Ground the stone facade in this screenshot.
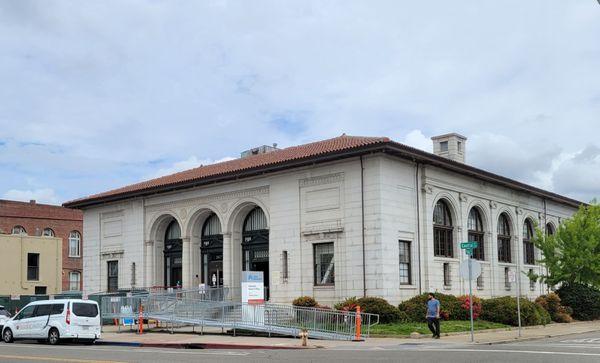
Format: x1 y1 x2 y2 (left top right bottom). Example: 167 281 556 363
79 153 576 306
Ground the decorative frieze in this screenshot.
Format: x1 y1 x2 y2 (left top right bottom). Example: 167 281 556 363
298 172 344 187
145 186 269 213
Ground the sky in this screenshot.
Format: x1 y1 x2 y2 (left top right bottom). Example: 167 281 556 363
1 0 599 205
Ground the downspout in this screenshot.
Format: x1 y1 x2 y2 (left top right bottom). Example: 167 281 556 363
543 198 549 294
415 161 422 295
360 155 367 298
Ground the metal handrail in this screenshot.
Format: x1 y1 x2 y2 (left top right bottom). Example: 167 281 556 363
100 293 379 340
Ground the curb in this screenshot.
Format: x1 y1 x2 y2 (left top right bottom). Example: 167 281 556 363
95 341 312 350
474 327 600 346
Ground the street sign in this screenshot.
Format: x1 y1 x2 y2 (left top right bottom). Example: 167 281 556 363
508 270 517 283
460 241 478 249
459 259 482 280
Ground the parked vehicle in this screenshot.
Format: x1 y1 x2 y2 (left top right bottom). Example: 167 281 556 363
1 299 101 345
0 305 11 332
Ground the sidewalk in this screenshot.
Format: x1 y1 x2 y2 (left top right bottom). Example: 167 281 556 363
97 321 600 349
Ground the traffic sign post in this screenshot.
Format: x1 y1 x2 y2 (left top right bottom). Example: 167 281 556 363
460 241 480 343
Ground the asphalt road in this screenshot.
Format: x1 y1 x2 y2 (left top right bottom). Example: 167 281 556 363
1 331 600 363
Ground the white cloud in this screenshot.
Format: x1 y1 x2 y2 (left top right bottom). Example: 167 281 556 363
150 156 236 179
403 130 432 152
3 188 61 205
0 1 599 202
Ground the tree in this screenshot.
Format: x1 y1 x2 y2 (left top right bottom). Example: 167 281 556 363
530 202 600 289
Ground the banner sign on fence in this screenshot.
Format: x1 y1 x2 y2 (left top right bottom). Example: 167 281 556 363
241 271 264 304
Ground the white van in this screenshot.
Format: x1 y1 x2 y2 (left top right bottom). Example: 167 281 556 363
1 299 101 345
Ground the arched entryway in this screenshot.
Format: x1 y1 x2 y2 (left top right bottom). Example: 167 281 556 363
201 213 223 287
242 207 269 299
164 220 183 288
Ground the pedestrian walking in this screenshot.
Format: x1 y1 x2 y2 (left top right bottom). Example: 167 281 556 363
426 293 441 339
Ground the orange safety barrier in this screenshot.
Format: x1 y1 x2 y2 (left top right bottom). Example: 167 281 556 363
138 305 144 334
354 305 362 341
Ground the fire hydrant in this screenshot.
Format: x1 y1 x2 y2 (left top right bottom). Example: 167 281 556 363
299 328 308 347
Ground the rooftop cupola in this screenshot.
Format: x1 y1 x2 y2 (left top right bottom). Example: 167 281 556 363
431 133 467 163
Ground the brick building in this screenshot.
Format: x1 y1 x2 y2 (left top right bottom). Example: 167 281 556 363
0 199 83 292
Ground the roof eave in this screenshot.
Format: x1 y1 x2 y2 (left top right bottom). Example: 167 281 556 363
64 141 584 210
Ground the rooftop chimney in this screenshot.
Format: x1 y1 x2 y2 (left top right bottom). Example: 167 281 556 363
431 133 467 163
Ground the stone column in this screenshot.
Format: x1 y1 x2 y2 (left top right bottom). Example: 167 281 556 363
182 237 191 289
222 233 232 288
144 240 154 288
191 237 201 288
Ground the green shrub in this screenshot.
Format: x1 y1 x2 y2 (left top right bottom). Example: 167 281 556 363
292 296 318 308
556 283 600 321
535 292 573 323
535 303 551 325
355 297 405 324
481 296 545 326
334 297 359 311
398 293 462 322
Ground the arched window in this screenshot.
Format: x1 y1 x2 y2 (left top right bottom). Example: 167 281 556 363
202 213 222 237
523 219 535 265
69 231 81 257
497 214 512 263
243 207 268 232
165 221 181 240
546 223 555 236
468 208 485 260
433 200 454 257
42 228 55 237
12 225 26 235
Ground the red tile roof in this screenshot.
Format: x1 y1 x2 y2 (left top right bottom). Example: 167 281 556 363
0 199 82 220
64 135 390 207
63 134 583 209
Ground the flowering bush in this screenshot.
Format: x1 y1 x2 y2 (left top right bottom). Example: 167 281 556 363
457 295 482 320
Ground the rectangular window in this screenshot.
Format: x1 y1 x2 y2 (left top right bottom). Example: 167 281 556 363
51 304 64 315
107 260 119 292
434 227 454 258
27 253 39 281
469 232 485 260
498 237 512 263
504 267 511 289
440 141 449 152
34 286 46 295
529 269 535 290
314 243 334 286
34 304 52 317
281 251 288 282
457 141 462 152
443 263 451 287
477 272 484 289
399 240 411 285
524 241 535 265
69 239 80 257
72 303 98 317
69 271 81 291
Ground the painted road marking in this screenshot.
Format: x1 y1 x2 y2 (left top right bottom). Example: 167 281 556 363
6 343 250 356
418 348 600 357
0 355 123 363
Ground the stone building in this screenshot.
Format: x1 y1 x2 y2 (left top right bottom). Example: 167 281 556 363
0 199 83 292
64 134 580 305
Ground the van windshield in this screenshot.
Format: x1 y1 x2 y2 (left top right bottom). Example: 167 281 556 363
72 303 98 317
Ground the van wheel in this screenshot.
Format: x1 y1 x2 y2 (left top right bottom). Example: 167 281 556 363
47 328 60 345
3 328 14 343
